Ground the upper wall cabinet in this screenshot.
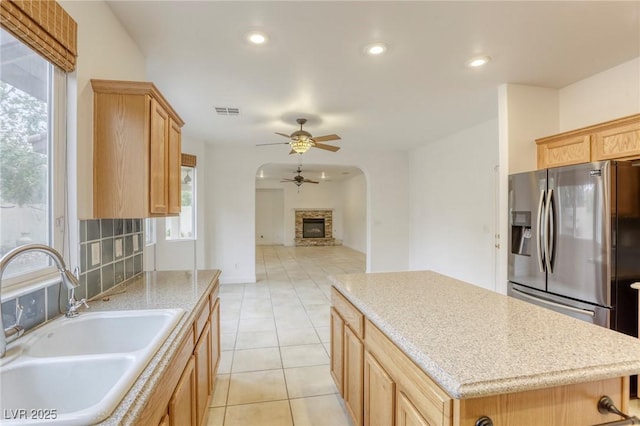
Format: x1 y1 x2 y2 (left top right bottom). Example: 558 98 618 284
91 79 184 218
536 114 640 169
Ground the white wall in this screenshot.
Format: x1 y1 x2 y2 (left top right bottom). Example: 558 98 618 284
255 189 285 245
409 119 499 291
341 174 367 253
255 172 366 250
559 57 640 130
60 1 147 220
203 145 409 283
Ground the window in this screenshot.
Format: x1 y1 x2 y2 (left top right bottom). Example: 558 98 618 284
0 27 66 286
145 218 156 246
166 166 196 240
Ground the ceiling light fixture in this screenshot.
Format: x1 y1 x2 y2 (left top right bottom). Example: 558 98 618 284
466 55 491 68
247 31 268 45
290 136 314 154
365 42 387 56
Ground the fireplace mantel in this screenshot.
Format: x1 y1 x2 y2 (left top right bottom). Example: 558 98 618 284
294 209 337 246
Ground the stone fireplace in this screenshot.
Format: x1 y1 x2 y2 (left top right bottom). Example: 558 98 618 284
295 209 336 246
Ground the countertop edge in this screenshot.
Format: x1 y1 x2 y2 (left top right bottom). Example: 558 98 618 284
328 272 640 399
97 269 221 425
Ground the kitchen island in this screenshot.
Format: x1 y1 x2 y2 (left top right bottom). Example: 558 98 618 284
329 270 640 426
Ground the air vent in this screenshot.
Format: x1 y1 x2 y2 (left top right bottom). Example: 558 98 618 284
215 107 240 116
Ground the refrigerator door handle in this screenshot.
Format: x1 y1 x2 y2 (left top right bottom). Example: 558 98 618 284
511 288 595 317
544 188 554 273
536 190 546 273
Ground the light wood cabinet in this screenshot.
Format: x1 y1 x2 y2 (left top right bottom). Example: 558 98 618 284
91 79 184 218
210 298 221 394
396 391 429 426
344 325 364 426
331 288 365 426
331 286 631 426
330 308 345 394
364 351 395 426
536 114 640 169
158 413 170 426
135 279 220 426
169 356 196 426
194 321 211 426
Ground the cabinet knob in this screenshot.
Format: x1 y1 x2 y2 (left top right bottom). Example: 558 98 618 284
475 416 494 426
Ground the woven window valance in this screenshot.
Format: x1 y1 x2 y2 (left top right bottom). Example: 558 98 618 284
0 0 78 72
182 153 197 167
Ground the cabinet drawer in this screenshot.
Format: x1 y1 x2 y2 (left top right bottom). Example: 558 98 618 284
332 287 364 338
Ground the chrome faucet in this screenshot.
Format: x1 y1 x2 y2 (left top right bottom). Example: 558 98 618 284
0 244 86 357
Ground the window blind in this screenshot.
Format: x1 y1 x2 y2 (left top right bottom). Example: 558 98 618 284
0 0 77 72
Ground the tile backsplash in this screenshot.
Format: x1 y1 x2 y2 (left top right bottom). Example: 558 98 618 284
78 219 144 300
0 218 144 334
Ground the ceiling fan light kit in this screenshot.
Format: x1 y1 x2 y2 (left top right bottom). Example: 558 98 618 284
256 117 342 154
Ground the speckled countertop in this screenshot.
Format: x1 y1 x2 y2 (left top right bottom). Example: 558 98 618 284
89 269 221 425
329 270 640 399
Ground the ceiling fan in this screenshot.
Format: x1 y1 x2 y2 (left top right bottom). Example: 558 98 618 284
257 118 341 154
281 166 319 187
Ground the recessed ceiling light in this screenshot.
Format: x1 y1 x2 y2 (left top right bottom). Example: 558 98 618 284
247 31 268 45
466 55 491 68
364 42 387 56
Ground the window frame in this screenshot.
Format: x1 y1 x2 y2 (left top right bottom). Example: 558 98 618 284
0 38 68 295
165 165 196 242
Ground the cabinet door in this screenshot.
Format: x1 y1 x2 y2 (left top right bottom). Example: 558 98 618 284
210 298 221 394
169 355 196 426
195 321 212 426
158 412 170 426
344 325 364 426
168 119 182 214
364 351 395 426
150 98 169 214
592 120 640 160
330 308 345 395
396 391 429 426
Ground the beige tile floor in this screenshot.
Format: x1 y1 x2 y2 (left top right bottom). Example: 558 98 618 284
207 245 365 426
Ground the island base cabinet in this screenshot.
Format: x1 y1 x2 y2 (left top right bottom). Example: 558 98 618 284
397 391 429 426
330 308 345 394
364 351 395 426
454 376 629 426
344 325 364 426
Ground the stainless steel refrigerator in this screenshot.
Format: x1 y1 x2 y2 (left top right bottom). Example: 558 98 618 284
508 160 640 339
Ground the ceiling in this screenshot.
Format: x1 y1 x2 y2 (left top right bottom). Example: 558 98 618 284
106 1 639 177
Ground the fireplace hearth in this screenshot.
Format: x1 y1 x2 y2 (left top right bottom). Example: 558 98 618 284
294 209 337 246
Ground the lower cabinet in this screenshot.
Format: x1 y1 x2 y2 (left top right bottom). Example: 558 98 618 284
194 321 212 425
330 308 345 394
169 356 197 425
396 391 429 426
364 351 394 426
210 298 221 394
137 280 220 426
344 326 364 426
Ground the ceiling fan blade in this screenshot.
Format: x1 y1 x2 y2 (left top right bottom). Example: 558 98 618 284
313 142 340 152
313 134 341 142
275 132 291 138
280 179 296 182
256 142 290 146
303 179 319 184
